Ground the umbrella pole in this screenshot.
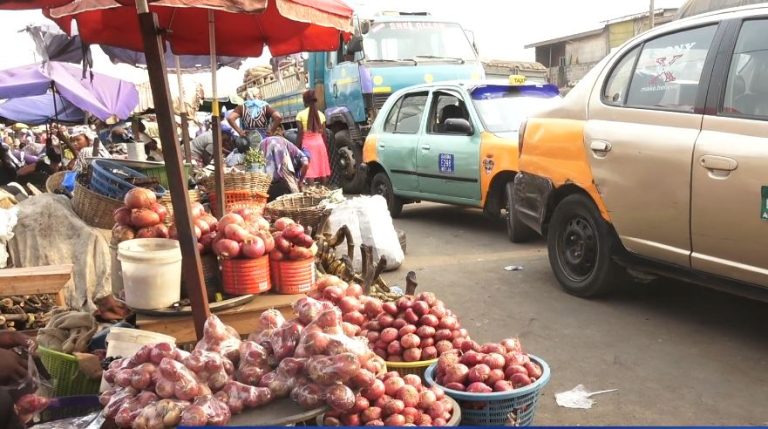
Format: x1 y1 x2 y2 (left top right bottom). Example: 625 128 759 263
175 55 192 164
209 10 226 218
136 1 210 339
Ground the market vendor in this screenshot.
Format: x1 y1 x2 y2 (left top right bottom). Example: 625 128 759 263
259 135 309 201
190 128 235 167
66 133 111 172
0 331 34 429
226 88 282 147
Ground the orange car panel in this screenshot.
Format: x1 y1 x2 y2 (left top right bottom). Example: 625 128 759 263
363 135 378 164
518 118 611 221
478 131 519 207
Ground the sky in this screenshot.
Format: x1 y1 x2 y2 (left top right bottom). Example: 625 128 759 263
0 0 684 97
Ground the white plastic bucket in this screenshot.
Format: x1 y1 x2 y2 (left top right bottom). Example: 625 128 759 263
118 238 182 310
126 142 147 161
100 327 176 391
109 244 124 297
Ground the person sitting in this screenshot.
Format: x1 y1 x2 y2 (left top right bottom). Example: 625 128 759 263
296 89 331 185
67 133 111 172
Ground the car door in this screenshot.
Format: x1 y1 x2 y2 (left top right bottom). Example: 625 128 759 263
690 18 768 287
584 24 720 267
416 89 481 203
377 91 428 193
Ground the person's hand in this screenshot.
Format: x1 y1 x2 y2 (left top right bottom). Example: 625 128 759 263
0 332 33 351
0 349 27 385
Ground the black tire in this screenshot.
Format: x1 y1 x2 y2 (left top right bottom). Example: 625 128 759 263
333 129 365 194
547 193 624 297
505 181 537 243
371 172 403 218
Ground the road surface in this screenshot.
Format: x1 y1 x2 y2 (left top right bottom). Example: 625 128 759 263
381 202 768 425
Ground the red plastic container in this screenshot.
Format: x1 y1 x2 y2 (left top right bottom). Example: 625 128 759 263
209 190 268 216
221 256 271 295
270 257 316 294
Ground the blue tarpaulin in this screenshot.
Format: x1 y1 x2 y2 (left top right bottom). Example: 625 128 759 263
0 93 84 125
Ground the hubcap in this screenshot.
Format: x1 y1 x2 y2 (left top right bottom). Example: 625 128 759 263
558 215 597 282
337 147 356 178
373 180 389 200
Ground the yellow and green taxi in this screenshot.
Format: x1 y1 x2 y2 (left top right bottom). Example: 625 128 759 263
361 78 560 219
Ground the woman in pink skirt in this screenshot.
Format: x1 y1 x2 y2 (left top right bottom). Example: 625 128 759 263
296 89 331 185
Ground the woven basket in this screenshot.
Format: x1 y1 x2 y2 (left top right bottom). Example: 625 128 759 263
72 181 122 229
159 189 202 225
209 190 268 216
265 193 330 234
386 358 438 378
45 171 67 193
200 171 272 195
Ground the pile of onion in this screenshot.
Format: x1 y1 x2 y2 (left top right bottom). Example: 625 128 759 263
269 217 317 261
167 202 220 254
433 338 543 393
210 208 274 259
321 371 454 426
111 188 170 244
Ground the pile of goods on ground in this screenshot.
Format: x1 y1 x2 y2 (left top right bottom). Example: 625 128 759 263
306 278 469 363
432 338 542 393
208 209 273 259
270 217 318 261
111 188 169 244
0 295 57 330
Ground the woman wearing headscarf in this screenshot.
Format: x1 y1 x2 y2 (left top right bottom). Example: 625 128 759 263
259 135 309 201
66 133 111 172
227 88 283 150
296 89 331 185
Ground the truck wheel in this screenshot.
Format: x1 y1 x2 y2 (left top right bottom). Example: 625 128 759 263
371 172 403 218
547 194 624 297
334 129 364 194
505 181 537 243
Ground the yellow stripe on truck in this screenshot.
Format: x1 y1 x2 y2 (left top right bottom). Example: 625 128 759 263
519 118 611 221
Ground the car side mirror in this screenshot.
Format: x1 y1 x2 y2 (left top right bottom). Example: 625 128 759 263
360 20 371 35
444 118 473 135
347 35 363 55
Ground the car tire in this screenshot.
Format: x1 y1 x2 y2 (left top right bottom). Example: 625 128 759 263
547 193 624 297
505 181 537 243
334 129 364 194
371 172 403 218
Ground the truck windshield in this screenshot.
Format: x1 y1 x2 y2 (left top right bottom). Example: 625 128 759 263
472 90 561 133
363 21 476 62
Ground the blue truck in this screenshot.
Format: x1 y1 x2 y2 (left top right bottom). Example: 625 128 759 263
238 11 485 192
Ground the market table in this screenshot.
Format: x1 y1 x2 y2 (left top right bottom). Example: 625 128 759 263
227 398 326 426
136 293 304 344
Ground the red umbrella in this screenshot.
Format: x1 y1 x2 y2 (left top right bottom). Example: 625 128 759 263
40 0 352 339
46 0 353 57
0 0 71 10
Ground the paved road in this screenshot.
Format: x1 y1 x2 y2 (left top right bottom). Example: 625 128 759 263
381 202 768 425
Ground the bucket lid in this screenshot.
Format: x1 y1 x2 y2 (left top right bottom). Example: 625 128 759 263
118 238 181 263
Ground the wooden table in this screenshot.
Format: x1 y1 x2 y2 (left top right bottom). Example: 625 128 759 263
227 398 326 426
136 293 305 344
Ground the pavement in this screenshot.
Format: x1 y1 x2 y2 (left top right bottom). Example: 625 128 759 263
380 202 768 426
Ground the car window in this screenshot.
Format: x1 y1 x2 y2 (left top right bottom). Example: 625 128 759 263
603 46 641 105
427 92 469 134
383 98 401 133
394 92 428 134
626 25 717 112
722 19 768 119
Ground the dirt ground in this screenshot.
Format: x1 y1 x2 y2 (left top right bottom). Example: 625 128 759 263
381 202 768 425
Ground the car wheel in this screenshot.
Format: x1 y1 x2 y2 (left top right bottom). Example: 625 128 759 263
371 172 403 218
505 181 537 243
547 193 624 297
334 129 365 194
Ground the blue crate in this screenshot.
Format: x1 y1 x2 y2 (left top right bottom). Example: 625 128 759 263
424 355 551 426
90 159 165 200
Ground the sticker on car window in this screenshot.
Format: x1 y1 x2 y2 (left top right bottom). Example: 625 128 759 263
439 153 455 174
762 186 768 221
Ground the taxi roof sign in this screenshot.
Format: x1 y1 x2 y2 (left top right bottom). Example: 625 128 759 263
509 74 527 85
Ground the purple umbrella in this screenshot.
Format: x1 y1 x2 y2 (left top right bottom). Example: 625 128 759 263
0 93 84 125
0 61 138 122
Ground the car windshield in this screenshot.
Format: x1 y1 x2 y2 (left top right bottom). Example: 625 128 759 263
472 88 561 133
362 21 476 62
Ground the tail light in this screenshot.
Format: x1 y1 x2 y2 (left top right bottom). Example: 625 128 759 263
518 119 528 157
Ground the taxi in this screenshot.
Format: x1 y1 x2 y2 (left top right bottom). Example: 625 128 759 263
361 76 560 219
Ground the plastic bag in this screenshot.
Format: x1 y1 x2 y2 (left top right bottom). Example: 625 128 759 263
113 391 157 428
195 315 242 362
235 341 271 386
305 353 360 385
182 350 231 392
268 320 303 361
214 380 273 414
132 398 190 429
294 308 368 358
103 387 138 419
259 309 285 330
290 383 325 409
293 296 334 325
12 351 54 424
157 358 203 401
180 394 232 426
